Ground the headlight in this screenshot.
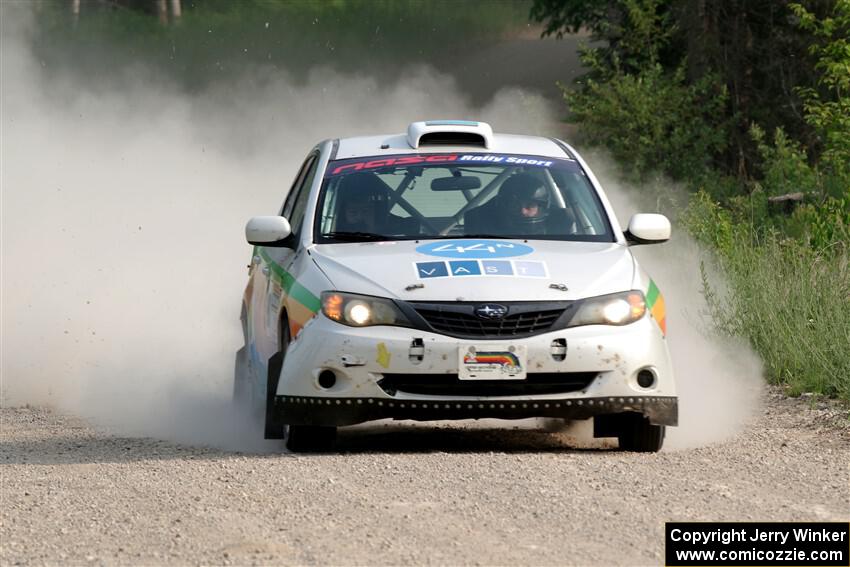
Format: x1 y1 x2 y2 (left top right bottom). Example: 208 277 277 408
321 291 412 328
569 290 646 327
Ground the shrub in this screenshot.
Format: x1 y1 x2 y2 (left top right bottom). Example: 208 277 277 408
749 124 850 250
687 191 850 399
556 0 850 400
564 64 728 181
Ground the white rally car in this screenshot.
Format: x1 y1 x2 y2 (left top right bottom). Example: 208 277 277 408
237 120 676 452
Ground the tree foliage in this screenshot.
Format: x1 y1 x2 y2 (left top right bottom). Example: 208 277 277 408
531 0 680 74
792 1 850 178
566 64 728 180
536 0 850 398
532 0 838 178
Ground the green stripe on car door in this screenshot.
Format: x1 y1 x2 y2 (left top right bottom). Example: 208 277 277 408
258 248 321 313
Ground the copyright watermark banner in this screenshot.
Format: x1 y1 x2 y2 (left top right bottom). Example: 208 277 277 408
665 522 849 566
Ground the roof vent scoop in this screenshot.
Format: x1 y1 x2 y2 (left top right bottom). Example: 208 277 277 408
407 120 493 149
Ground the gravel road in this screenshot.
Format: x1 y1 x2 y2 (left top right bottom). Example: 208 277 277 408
1 390 847 566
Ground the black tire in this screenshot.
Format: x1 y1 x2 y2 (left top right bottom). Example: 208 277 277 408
286 424 337 452
265 315 337 449
264 316 290 440
264 350 286 439
618 414 665 452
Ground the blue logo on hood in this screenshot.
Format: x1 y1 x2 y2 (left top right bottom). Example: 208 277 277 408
416 240 533 259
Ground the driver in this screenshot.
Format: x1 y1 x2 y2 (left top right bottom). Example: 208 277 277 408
333 173 391 233
333 173 418 235
500 173 550 235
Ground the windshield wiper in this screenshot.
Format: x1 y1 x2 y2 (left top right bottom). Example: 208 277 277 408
322 231 390 242
438 234 514 239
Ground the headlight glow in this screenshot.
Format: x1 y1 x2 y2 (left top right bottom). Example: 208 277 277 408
570 290 646 327
602 298 631 324
346 301 372 325
321 291 411 328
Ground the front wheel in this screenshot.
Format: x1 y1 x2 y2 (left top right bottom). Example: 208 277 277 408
286 425 337 452
618 414 665 452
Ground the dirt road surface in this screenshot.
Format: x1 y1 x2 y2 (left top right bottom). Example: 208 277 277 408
1 390 847 566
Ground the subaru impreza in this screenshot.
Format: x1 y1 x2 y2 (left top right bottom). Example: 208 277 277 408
236 120 676 452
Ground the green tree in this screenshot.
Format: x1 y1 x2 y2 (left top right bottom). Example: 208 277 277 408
531 0 834 179
792 1 850 181
546 0 728 181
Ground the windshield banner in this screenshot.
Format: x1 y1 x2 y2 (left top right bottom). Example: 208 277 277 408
326 153 578 177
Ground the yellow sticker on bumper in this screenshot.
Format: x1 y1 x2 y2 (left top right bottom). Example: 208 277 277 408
376 342 391 369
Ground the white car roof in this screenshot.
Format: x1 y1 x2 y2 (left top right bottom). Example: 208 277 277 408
334 121 573 160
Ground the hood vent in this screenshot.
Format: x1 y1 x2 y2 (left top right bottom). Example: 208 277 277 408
419 131 487 147
407 120 493 149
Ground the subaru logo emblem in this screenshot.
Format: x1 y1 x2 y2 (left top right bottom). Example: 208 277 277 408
474 304 508 320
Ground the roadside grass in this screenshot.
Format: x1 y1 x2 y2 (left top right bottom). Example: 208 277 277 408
555 0 850 402
686 193 850 400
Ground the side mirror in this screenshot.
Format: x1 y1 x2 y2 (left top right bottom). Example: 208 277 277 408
624 213 671 245
246 216 292 246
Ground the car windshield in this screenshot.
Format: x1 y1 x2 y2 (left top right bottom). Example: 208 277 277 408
314 153 614 243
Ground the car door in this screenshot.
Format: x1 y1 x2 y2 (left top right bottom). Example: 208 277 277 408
251 151 321 370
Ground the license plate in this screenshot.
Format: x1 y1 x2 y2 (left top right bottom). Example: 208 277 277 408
458 344 527 380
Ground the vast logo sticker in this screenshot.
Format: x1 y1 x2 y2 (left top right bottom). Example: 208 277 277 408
514 261 547 277
448 261 481 276
414 260 547 279
416 239 534 259
481 260 513 275
415 261 449 279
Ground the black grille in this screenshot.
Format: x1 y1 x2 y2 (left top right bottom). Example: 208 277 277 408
378 372 597 397
413 306 566 338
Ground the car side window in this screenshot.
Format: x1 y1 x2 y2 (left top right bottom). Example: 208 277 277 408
286 153 320 239
280 153 317 218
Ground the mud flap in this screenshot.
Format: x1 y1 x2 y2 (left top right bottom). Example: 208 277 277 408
593 411 667 451
593 412 636 438
264 351 285 439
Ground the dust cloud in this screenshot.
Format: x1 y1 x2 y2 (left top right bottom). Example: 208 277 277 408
1 3 760 451
585 152 765 449
0 4 554 451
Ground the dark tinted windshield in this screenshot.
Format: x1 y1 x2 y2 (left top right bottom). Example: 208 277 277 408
314 153 614 243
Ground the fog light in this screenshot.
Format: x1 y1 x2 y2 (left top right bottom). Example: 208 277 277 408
318 370 337 389
637 369 656 389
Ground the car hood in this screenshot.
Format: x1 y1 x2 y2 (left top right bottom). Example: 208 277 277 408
309 239 636 302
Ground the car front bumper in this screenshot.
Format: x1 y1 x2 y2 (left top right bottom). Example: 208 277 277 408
273 313 677 427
